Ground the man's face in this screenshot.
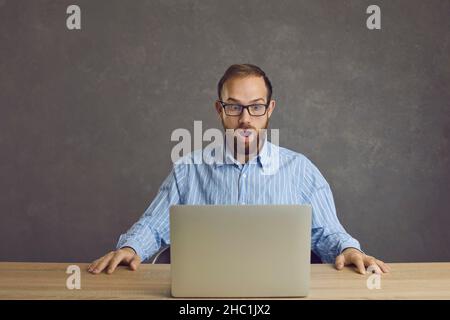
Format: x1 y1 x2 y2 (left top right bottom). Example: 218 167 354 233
215 76 276 153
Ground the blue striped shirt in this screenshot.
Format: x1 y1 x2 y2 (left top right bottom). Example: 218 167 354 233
116 141 361 263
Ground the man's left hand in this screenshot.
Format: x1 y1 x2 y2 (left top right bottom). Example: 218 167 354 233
335 248 391 274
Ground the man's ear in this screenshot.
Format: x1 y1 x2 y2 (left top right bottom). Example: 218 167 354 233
215 100 223 116
267 100 276 118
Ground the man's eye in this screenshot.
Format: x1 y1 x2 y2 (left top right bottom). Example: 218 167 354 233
229 105 241 111
251 105 263 111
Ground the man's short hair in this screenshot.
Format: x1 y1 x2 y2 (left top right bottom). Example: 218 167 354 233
217 64 273 103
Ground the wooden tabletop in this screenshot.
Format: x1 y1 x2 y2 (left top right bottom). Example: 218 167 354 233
1 262 449 299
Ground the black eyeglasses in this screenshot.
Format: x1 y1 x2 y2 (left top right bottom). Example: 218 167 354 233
219 101 269 117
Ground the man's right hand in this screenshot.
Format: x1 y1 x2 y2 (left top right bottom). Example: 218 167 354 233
88 247 141 275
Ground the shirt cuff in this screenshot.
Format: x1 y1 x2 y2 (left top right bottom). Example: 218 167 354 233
116 239 146 262
339 238 364 256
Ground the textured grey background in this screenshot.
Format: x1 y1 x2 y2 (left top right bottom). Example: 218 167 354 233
1 0 449 263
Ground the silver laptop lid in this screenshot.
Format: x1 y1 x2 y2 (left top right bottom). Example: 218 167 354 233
170 205 312 298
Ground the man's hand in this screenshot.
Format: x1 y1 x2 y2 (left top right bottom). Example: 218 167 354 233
335 248 391 275
88 247 141 275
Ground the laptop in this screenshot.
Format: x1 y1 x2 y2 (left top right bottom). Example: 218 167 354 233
169 205 312 298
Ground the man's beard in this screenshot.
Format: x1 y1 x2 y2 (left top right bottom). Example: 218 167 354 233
223 118 269 162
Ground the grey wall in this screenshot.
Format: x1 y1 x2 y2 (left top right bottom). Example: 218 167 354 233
1 0 449 263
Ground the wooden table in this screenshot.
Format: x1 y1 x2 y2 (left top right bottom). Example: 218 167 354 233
1 262 449 299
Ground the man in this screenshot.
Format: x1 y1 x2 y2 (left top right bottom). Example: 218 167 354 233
88 64 390 275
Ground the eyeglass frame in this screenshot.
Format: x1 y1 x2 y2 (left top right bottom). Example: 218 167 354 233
218 100 270 117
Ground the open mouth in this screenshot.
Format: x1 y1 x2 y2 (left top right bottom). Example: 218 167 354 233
237 129 254 138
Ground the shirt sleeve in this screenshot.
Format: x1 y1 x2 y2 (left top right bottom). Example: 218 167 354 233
301 158 362 263
116 164 185 261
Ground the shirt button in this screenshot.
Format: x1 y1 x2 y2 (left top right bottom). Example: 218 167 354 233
242 174 247 178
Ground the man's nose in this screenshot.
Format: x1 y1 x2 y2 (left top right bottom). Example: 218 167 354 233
239 108 251 124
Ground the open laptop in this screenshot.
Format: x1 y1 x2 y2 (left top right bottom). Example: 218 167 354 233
170 205 312 298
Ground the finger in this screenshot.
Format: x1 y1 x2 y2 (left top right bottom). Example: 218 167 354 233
335 254 345 270
364 257 382 274
376 260 390 273
106 251 125 274
352 255 366 275
92 252 114 274
88 259 100 273
367 262 383 275
129 255 142 271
